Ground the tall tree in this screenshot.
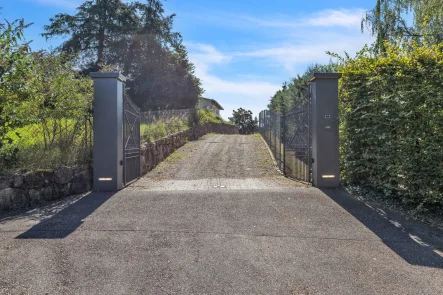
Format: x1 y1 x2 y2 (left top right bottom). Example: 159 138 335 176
43 0 138 71
43 0 203 110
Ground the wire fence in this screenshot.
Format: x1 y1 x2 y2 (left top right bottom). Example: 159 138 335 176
141 109 193 124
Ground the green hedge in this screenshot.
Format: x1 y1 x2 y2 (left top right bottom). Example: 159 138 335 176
338 43 443 208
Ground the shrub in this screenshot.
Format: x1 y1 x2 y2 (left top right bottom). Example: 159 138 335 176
197 108 224 124
337 42 443 208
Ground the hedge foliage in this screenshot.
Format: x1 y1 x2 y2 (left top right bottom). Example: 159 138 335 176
338 42 443 208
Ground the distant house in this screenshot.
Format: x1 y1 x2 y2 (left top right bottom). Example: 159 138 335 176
197 98 224 115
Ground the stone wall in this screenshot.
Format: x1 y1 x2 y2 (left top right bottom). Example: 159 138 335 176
0 122 236 212
0 165 92 212
141 122 238 174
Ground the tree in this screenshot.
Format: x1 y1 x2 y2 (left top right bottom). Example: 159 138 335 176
362 0 443 53
42 0 138 71
43 0 203 110
268 63 337 113
229 108 257 134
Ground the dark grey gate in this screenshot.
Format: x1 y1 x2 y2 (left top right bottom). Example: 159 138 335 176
259 73 341 188
259 84 312 183
123 92 141 185
283 85 312 183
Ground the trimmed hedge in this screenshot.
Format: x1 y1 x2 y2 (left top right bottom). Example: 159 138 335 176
338 43 443 208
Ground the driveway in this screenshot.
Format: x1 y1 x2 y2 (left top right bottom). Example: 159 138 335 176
0 134 442 294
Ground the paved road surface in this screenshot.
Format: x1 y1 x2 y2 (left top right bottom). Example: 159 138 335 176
1 134 443 294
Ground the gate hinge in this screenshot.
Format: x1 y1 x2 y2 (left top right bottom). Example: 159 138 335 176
120 160 123 165
311 158 315 163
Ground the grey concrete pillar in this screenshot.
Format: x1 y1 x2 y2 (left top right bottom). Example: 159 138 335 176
309 73 342 188
90 72 126 191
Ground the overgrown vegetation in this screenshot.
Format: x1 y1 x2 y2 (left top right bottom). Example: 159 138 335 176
141 117 189 142
0 20 92 172
197 108 225 124
0 0 205 172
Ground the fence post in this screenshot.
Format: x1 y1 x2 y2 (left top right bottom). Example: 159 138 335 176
90 72 126 192
308 73 341 188
281 111 286 176
269 111 272 149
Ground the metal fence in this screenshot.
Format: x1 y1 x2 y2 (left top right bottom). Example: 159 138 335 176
141 109 193 124
259 86 312 183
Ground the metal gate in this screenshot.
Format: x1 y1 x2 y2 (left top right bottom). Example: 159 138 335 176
123 92 141 185
259 84 312 183
283 85 312 183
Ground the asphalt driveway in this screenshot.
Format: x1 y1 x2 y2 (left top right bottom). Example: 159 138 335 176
0 135 442 294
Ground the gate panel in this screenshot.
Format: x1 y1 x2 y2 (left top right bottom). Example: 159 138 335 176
123 92 141 185
283 85 312 183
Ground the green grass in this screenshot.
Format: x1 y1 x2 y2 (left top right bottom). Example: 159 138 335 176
1 119 91 172
141 109 230 142
141 118 189 142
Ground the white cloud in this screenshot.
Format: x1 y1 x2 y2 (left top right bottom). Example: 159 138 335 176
237 30 372 73
185 8 373 118
186 43 232 74
305 9 366 28
187 43 280 119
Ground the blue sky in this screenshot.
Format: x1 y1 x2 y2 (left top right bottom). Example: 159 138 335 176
2 0 375 119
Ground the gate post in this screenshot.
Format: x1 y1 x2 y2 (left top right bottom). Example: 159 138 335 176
90 72 126 191
308 73 342 188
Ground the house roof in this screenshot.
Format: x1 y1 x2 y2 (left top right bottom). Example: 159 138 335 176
200 97 224 110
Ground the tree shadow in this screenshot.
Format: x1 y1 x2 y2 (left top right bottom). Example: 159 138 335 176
15 191 115 239
321 188 443 269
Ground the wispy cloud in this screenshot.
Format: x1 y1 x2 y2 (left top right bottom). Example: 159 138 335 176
240 9 365 29
185 8 372 118
187 43 280 118
304 9 366 28
237 31 371 73
186 8 366 30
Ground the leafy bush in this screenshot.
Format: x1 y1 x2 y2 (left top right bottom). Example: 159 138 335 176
197 108 224 124
337 42 443 208
0 46 93 172
229 108 257 134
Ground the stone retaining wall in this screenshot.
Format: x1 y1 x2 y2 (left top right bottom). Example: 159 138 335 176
0 165 92 212
141 122 238 174
0 122 236 212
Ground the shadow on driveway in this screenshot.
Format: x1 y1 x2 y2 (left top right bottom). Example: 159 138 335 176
15 192 115 239
322 188 443 269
